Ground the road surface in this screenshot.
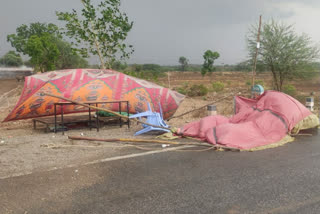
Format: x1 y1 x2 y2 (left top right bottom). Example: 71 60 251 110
1 129 320 214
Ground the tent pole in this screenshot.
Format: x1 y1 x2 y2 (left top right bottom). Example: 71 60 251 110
252 15 262 87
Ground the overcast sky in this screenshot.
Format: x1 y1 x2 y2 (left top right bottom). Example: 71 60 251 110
1 0 320 65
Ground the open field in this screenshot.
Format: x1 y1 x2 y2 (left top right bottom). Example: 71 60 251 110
0 71 319 179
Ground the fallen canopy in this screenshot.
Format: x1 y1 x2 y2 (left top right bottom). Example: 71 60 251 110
3 69 185 122
178 91 318 150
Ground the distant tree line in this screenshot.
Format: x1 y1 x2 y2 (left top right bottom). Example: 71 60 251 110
0 51 23 67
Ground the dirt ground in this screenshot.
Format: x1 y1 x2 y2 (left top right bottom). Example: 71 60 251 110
0 71 319 179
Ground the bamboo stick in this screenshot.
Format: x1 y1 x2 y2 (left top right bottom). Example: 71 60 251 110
68 136 180 145
168 94 232 121
68 136 241 151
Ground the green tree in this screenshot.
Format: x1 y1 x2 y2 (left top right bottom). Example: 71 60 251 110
111 60 127 70
201 50 220 77
0 51 23 67
7 22 61 54
179 56 188 71
25 33 60 72
55 39 88 69
7 22 88 72
7 23 61 72
247 20 319 91
56 0 133 69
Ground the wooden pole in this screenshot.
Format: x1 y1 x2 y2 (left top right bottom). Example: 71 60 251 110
68 136 241 151
40 92 171 131
252 15 262 87
68 136 180 145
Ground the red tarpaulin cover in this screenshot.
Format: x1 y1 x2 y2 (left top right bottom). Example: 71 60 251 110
4 69 185 122
178 91 312 149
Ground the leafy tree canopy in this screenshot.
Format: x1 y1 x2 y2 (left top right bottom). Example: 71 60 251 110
55 39 88 69
56 0 134 69
7 22 88 72
201 50 220 76
24 33 60 72
179 56 189 71
247 20 319 91
7 23 61 55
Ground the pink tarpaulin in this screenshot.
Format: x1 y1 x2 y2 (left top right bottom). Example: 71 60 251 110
178 91 312 149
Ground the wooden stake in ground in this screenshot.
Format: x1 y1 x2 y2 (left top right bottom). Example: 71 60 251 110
252 15 262 87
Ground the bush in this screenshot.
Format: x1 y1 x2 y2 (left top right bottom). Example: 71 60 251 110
188 84 208 97
255 80 264 87
282 84 297 96
295 95 306 103
177 87 187 95
176 82 189 95
212 81 225 92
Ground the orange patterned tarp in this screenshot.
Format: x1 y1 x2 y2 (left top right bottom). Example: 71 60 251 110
3 69 185 122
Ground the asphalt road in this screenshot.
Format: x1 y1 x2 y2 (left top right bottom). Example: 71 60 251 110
1 129 320 214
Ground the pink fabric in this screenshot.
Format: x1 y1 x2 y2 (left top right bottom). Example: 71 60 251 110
4 69 185 122
179 91 312 149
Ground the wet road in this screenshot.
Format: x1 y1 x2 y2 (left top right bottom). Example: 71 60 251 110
1 129 320 214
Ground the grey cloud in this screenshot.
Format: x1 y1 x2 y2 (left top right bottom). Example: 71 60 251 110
1 0 319 65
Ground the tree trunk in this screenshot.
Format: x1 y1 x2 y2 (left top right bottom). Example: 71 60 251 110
94 38 106 69
81 0 106 69
271 66 280 91
279 72 284 92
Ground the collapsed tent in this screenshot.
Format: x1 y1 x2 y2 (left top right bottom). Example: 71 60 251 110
178 91 319 150
3 69 185 122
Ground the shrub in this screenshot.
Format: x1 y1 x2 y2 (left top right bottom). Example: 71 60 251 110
212 81 225 92
282 84 297 96
176 82 189 95
295 95 306 103
177 87 187 95
188 84 208 97
255 80 264 87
